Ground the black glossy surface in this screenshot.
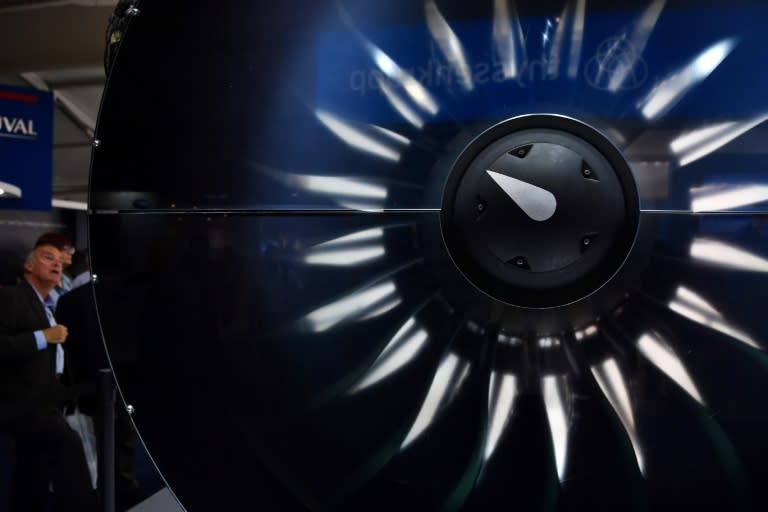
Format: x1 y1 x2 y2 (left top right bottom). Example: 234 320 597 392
89 0 768 510
90 0 768 213
89 212 768 510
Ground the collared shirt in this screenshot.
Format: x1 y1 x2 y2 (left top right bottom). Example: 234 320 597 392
26 278 65 374
49 273 73 308
71 271 91 290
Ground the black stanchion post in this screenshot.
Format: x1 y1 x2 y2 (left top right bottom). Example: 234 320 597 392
98 368 115 512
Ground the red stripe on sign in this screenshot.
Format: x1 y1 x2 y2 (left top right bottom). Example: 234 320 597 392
0 90 40 104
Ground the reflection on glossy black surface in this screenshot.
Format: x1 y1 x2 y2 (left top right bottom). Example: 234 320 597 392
90 0 768 510
92 0 768 213
89 212 768 510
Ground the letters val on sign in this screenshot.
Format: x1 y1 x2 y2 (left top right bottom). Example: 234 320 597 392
0 85 53 211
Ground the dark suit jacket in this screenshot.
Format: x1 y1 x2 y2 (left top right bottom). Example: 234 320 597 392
0 280 66 422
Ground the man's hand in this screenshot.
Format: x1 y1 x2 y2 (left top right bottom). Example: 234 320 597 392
43 325 68 344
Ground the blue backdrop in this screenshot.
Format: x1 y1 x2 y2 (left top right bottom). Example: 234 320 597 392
0 84 53 211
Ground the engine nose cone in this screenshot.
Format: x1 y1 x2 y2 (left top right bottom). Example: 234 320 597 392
440 115 640 308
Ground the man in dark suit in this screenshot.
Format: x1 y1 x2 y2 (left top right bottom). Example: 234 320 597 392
0 243 96 512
